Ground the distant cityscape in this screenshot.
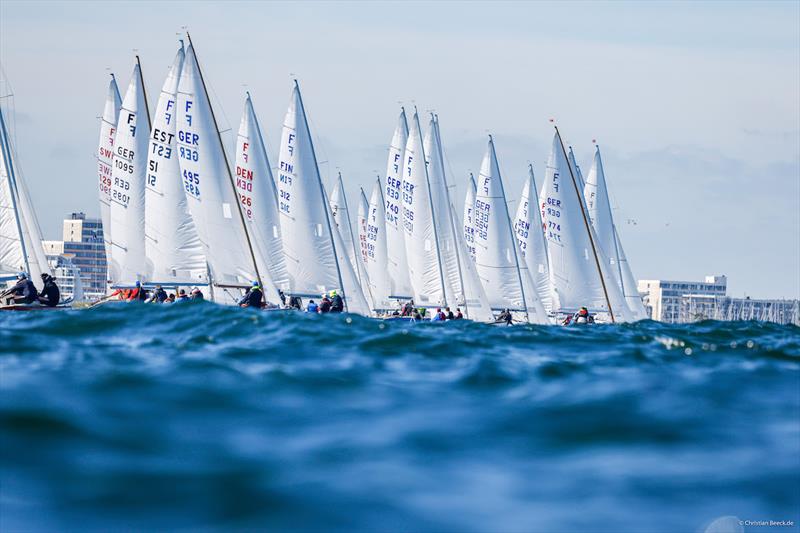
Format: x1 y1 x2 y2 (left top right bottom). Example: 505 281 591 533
41 212 800 325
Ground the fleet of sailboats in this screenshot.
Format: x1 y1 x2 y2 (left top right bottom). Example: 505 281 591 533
1 35 650 322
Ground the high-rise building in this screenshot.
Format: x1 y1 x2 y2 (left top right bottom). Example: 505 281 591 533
42 212 107 299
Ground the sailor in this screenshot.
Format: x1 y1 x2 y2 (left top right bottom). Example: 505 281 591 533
330 290 344 313
148 285 168 303
190 288 204 301
127 281 147 302
412 309 422 321
497 308 513 325
239 281 263 308
319 295 332 313
278 289 287 307
402 300 414 316
455 308 464 320
288 295 303 310
306 299 319 313
445 307 455 320
165 293 176 303
432 308 444 321
175 289 190 302
574 306 593 324
4 272 37 305
37 273 60 307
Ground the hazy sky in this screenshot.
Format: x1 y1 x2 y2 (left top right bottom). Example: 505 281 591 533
1 1 798 298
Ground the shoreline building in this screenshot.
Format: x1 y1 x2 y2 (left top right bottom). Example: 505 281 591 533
638 275 799 325
42 213 107 300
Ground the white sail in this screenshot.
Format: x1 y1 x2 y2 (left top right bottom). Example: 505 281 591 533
329 172 360 277
108 58 150 284
473 137 548 324
615 224 648 320
463 173 477 262
401 110 445 307
355 188 376 309
363 179 394 310
235 92 288 291
177 41 277 304
450 202 495 322
97 74 121 282
0 106 50 284
276 82 369 314
144 43 207 284
383 109 413 300
568 146 586 191
540 130 629 321
514 164 553 312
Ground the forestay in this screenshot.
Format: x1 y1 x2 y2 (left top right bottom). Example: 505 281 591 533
144 43 207 284
235 93 288 291
514 164 553 312
363 179 394 310
276 82 369 314
463 173 477 262
540 130 629 321
0 106 50 284
401 110 445 307
177 42 276 304
97 74 121 281
383 109 413 299
108 58 150 285
473 137 548 324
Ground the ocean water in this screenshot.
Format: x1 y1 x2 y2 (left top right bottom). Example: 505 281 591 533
1 304 798 532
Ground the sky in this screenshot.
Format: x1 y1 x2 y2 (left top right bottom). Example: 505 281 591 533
1 0 798 299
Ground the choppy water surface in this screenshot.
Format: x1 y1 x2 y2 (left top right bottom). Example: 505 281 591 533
1 304 798 532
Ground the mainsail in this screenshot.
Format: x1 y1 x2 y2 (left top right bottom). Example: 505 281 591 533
584 146 647 320
383 109 413 299
235 92 288 290
144 42 207 284
514 164 553 311
97 74 121 282
540 129 629 321
463 173 477 262
401 110 446 307
108 58 151 284
276 81 369 314
363 179 394 310
177 38 277 304
0 106 50 284
330 172 361 280
355 188 375 309
473 136 547 324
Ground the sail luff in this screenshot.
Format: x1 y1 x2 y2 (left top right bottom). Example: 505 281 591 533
384 108 413 299
0 107 28 278
421 114 450 308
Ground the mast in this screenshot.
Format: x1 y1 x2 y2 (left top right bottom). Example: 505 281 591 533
554 126 615 322
0 107 29 276
185 33 264 300
489 135 529 322
295 80 348 312
433 115 468 317
417 109 448 308
135 56 152 132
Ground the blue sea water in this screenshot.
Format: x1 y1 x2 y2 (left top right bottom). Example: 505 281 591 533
1 304 798 532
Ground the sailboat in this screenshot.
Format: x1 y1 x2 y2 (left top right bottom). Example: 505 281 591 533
514 164 553 312
234 91 289 292
463 173 477 262
583 146 647 320
383 108 414 301
362 178 394 311
354 188 376 310
472 136 548 324
176 35 280 305
330 172 373 309
275 80 369 315
0 103 54 307
144 41 207 287
97 74 121 285
539 129 630 322
108 57 151 286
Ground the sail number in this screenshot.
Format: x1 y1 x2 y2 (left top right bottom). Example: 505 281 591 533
183 169 201 198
